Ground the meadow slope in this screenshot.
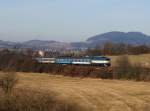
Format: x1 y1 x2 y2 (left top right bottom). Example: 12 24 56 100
17 73 150 111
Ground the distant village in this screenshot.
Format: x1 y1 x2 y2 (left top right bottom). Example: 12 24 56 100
0 46 88 58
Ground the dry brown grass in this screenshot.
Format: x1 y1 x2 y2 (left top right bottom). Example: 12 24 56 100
15 72 150 111
0 72 86 111
108 54 150 67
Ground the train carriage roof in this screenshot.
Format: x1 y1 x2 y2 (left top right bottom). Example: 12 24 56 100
56 56 110 60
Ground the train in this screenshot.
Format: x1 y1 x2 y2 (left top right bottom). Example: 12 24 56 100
35 56 111 67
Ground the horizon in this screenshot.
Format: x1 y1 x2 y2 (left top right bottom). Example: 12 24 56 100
1 31 150 43
0 31 150 43
0 0 150 42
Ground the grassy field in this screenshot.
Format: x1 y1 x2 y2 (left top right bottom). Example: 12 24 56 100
108 54 150 67
16 72 150 111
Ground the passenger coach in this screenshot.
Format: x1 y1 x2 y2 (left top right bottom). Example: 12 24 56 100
35 56 111 67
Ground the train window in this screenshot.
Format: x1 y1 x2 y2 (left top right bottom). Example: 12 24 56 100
106 58 110 60
85 59 87 62
72 59 74 62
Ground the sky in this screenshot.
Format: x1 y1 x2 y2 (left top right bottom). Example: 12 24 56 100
0 0 150 42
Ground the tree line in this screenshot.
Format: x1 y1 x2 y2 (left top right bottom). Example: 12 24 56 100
0 46 150 81
0 50 112 79
86 42 150 56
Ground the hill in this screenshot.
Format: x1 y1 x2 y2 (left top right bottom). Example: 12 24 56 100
1 31 150 50
17 72 150 111
87 31 150 46
22 40 71 51
0 40 16 48
0 40 71 51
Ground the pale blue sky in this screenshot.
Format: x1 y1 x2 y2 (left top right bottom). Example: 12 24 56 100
0 0 150 42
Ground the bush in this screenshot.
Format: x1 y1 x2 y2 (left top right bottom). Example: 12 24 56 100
0 88 86 111
0 71 86 111
62 65 113 79
114 55 131 79
0 89 56 111
0 72 18 94
114 55 150 81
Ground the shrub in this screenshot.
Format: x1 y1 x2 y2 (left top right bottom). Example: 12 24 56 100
0 72 18 94
114 55 150 81
0 71 86 111
98 68 113 79
114 55 131 79
0 88 85 111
